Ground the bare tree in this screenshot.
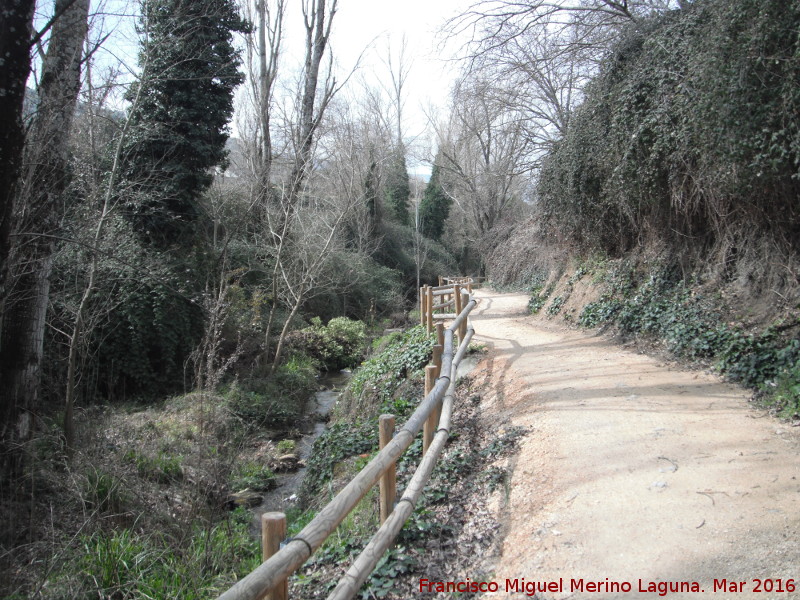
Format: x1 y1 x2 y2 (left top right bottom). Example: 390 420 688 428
382 35 412 146
268 196 355 370
317 92 389 255
448 0 676 58
239 0 285 200
288 0 339 204
0 0 90 469
436 74 533 239
259 0 342 365
443 0 681 174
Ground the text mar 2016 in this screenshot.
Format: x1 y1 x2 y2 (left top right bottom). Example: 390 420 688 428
418 577 797 596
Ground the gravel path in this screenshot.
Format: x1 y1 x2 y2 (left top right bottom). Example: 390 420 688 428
469 289 800 600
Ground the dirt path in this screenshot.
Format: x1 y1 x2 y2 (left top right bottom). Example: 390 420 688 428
468 289 800 600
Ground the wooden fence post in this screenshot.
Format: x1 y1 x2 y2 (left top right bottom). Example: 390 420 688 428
422 365 438 454
261 512 288 600
432 344 442 379
426 286 434 333
436 322 444 350
419 287 426 327
460 291 469 341
378 415 396 524
453 284 462 342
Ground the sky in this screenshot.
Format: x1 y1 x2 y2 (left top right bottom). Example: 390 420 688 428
279 0 473 175
32 0 474 174
328 0 468 135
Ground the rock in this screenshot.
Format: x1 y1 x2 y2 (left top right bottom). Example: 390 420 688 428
274 454 300 472
228 489 262 508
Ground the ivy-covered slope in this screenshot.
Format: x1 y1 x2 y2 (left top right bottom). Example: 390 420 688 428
538 0 800 294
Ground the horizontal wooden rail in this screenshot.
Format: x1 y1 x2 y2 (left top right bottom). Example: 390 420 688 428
431 287 456 296
432 312 457 320
217 293 477 600
432 299 454 311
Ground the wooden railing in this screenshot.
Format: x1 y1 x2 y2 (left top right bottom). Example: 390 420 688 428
419 276 477 335
216 281 477 600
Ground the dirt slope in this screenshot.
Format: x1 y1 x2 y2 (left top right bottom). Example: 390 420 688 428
468 289 800 600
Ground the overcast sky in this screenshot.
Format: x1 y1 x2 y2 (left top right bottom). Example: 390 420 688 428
33 0 473 174
329 0 468 134
279 0 472 174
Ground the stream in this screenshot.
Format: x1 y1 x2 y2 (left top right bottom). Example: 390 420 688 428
251 354 480 521
254 370 351 517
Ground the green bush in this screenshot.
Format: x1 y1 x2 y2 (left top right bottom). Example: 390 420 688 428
83 468 129 514
124 449 184 484
579 295 622 327
770 357 800 418
528 283 555 314
50 509 260 599
286 317 366 371
225 356 316 429
547 295 566 316
349 326 433 408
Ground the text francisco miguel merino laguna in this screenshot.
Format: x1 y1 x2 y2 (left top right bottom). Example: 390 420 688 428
418 577 796 596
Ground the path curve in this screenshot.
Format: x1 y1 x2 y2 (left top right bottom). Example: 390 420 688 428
469 289 800 600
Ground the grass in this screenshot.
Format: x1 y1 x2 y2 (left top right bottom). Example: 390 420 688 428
46 509 261 599
1 355 324 599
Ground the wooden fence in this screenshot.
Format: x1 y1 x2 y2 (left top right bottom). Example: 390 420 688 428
216 278 477 600
419 276 480 334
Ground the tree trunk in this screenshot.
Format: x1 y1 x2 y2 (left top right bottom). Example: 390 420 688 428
255 0 283 200
288 0 337 204
270 289 305 374
0 0 89 470
0 0 36 336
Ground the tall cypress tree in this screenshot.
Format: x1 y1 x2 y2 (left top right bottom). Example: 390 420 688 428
418 162 452 240
121 0 248 247
364 157 379 220
384 146 411 227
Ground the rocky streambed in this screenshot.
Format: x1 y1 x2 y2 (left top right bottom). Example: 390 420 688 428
252 370 350 517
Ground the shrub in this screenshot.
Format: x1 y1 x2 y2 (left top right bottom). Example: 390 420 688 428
50 510 260 599
225 356 316 429
770 357 800 419
285 317 366 371
528 283 555 314
83 468 129 514
547 295 566 316
124 449 184 484
348 326 433 409
538 0 800 266
229 461 275 492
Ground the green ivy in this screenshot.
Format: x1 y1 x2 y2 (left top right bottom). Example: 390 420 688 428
577 262 800 410
349 326 434 406
538 0 800 257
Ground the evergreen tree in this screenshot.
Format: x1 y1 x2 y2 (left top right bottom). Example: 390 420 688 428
364 158 379 220
384 146 411 226
121 0 248 247
418 162 452 241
